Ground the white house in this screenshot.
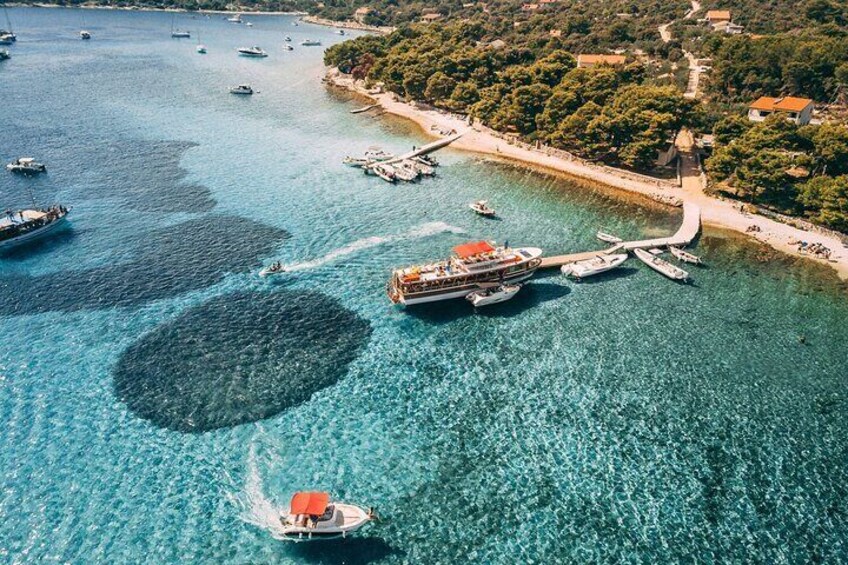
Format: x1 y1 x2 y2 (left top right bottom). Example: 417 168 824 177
747 96 814 125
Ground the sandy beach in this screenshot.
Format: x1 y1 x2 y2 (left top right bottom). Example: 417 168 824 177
328 71 848 281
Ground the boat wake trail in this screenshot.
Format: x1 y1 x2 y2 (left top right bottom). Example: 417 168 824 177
283 221 465 272
231 442 287 540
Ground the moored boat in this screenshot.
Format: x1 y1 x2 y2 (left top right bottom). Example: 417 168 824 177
230 84 254 95
0 49 9 60
343 156 369 167
280 492 372 541
669 246 703 265
596 230 623 244
171 30 191 38
393 162 419 182
80 30 91 40
413 154 439 167
284 35 292 42
6 157 47 174
238 46 268 57
370 163 396 183
196 44 207 53
469 200 496 217
561 253 628 279
364 148 394 161
466 283 522 307
388 241 543 306
0 33 13 45
300 39 321 46
227 13 243 23
284 44 293 51
1 205 71 250
634 248 689 281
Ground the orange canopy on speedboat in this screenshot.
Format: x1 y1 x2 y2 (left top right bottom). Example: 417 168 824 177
290 491 330 516
453 241 494 258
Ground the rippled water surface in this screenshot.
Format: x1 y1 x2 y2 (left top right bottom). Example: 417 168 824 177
1 8 847 563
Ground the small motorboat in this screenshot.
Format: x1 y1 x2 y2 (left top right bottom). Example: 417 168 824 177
245 22 253 27
80 30 91 40
0 34 14 45
6 157 47 174
196 44 207 54
634 248 689 282
284 44 294 51
393 162 419 182
370 164 396 183
469 200 496 217
230 84 254 95
238 46 268 57
466 283 522 307
171 30 191 38
284 35 292 42
413 154 438 167
300 39 321 46
337 29 345 35
280 492 373 541
292 21 299 26
227 13 243 23
561 253 628 279
259 261 286 277
343 156 369 167
412 161 435 176
0 49 9 61
364 148 394 161
669 246 703 265
596 231 623 244
0 29 15 42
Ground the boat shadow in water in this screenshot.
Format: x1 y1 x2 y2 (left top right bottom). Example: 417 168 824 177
286 536 404 565
406 281 571 323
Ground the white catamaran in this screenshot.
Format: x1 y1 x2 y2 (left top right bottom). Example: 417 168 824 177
388 241 542 306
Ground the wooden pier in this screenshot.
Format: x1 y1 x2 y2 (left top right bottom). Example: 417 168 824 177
539 203 701 269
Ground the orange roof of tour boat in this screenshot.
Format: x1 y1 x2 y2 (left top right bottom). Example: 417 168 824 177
453 241 495 258
290 492 330 515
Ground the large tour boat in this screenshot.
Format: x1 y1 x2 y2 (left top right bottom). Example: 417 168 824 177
0 205 71 250
387 240 542 306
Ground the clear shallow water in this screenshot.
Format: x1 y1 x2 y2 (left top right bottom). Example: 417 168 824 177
1 8 847 563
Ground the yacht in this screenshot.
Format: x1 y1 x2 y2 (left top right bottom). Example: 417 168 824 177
227 13 243 23
669 246 703 265
171 30 191 38
1 206 71 250
80 30 91 40
561 253 628 279
230 84 254 95
300 39 321 46
596 231 623 244
466 283 522 307
388 241 543 306
196 44 207 54
280 492 372 541
469 200 496 217
6 157 47 174
238 46 268 57
634 248 690 282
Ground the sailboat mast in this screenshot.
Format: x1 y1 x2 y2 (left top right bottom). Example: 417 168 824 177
3 5 13 33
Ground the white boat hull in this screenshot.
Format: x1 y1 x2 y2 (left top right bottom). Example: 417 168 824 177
634 248 689 281
397 270 535 306
467 285 521 307
280 503 370 542
561 253 628 279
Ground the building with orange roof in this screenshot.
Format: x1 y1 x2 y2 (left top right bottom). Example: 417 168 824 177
576 54 626 68
705 10 731 23
748 96 814 125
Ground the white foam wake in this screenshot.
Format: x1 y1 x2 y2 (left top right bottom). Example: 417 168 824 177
232 443 288 540
283 221 465 272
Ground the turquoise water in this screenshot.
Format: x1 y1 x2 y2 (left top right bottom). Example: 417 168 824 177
1 8 847 563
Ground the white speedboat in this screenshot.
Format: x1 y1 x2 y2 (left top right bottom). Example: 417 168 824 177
284 44 294 51
561 253 628 279
284 35 292 42
337 29 345 35
230 84 254 95
1 206 71 250
80 30 91 40
370 163 396 183
196 44 207 53
280 492 372 541
343 156 369 167
413 154 438 167
245 22 253 27
300 39 321 46
171 30 191 38
393 163 419 182
6 157 47 174
388 241 542 306
0 49 9 60
634 248 690 281
466 283 522 307
596 231 623 244
0 33 13 45
364 148 394 161
469 200 496 217
259 261 286 277
238 46 268 57
227 13 243 23
669 246 703 265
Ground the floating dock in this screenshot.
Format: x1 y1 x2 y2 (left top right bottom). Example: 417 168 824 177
539 202 701 269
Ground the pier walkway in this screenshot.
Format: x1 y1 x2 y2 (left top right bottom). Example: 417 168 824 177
539 202 701 269
379 130 466 167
